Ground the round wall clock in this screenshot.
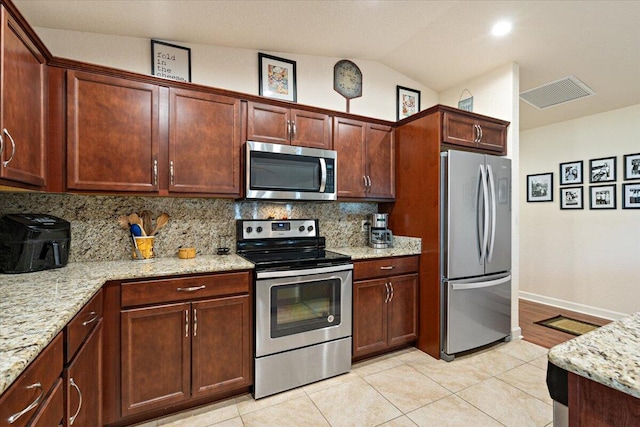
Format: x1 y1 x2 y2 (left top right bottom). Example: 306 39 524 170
334 60 362 112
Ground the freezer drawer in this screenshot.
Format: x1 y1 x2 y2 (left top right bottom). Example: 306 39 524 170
442 274 511 359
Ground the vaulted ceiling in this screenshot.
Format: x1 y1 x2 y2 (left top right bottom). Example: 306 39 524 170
13 0 640 130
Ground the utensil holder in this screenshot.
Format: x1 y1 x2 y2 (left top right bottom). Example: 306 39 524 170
132 236 155 260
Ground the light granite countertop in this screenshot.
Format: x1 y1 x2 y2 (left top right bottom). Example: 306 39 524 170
548 311 640 398
0 240 420 396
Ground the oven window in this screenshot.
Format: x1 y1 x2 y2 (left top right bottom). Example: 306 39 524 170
270 278 341 338
251 151 321 192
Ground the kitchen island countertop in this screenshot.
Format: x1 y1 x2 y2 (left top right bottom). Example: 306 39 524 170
548 311 640 399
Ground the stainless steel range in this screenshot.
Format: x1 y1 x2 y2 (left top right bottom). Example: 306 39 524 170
236 219 353 399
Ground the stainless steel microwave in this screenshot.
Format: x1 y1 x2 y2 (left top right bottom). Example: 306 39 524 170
245 141 337 201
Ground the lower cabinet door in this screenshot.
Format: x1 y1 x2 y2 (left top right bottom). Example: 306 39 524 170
353 278 388 359
121 303 190 417
65 320 103 427
29 378 64 427
387 274 418 347
191 295 251 398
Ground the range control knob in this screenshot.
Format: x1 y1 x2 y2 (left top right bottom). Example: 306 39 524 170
299 225 306 232
256 226 263 233
307 225 314 232
245 226 253 233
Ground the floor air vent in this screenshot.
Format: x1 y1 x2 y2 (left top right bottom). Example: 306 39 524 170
520 75 595 109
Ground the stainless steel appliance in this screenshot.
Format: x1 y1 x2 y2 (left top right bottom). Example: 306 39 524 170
368 213 393 249
245 141 337 201
236 219 352 399
440 150 512 361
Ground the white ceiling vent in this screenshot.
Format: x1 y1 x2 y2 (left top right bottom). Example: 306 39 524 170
520 75 596 109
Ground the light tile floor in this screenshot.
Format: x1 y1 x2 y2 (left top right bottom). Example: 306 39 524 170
136 339 554 427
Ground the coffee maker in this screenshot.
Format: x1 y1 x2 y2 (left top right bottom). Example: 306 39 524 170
368 213 393 249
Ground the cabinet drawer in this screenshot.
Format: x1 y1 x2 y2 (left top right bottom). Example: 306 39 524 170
29 378 63 427
0 333 63 427
121 271 251 307
66 289 103 361
354 256 419 280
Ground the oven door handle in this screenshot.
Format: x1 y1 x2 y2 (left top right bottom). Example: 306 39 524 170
319 158 327 193
256 263 353 279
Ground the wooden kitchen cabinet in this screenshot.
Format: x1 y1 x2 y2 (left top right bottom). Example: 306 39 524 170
107 271 252 424
66 71 244 197
442 110 508 153
352 256 418 360
333 117 395 200
169 88 242 196
0 333 63 427
0 6 47 188
66 70 160 192
247 102 332 149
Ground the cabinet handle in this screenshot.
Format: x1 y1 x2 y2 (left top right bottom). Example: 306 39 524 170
366 175 372 192
153 159 158 186
292 122 297 139
176 285 206 292
362 176 367 190
82 311 98 326
170 160 175 185
384 282 390 303
2 129 16 167
7 382 43 424
389 282 395 303
185 309 189 337
478 124 483 142
287 120 291 140
193 308 198 337
69 378 83 425
380 265 395 270
0 132 4 164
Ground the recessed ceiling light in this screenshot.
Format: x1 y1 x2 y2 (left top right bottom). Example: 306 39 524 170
492 21 512 37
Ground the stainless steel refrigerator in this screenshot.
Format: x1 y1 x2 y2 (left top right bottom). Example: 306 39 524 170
440 150 512 361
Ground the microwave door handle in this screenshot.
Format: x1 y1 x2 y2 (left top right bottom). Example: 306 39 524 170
319 158 327 193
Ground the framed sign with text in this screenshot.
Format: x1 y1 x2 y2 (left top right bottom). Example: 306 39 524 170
151 40 191 82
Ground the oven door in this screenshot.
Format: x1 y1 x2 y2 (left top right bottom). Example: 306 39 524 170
255 264 352 357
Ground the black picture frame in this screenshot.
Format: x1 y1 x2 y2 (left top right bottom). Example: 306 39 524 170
589 184 616 209
560 186 583 209
623 153 640 181
622 183 640 209
396 85 421 120
258 53 297 102
559 160 583 185
589 156 616 183
527 173 553 202
151 40 191 82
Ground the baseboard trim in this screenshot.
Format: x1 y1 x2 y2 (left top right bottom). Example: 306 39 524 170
519 291 627 321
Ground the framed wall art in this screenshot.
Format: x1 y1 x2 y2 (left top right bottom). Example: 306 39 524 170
559 160 583 185
589 156 616 183
560 186 583 210
527 173 553 202
151 40 191 82
396 85 421 120
623 153 640 180
589 184 616 210
259 53 297 102
622 183 640 209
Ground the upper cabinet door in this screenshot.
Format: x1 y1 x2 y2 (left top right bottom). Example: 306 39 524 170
0 8 46 187
66 71 160 192
246 102 290 145
289 109 332 150
169 88 241 196
365 124 395 200
442 111 508 154
333 117 366 198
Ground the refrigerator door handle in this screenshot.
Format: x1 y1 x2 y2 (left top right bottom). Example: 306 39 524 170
486 164 497 263
450 275 511 290
478 165 489 264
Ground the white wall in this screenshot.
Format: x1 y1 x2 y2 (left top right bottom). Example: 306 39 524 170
35 28 438 121
519 104 640 319
440 62 522 337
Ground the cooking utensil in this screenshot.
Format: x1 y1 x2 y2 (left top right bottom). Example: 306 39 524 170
140 210 153 236
150 213 170 236
117 215 130 230
129 229 144 260
130 224 144 237
127 213 146 235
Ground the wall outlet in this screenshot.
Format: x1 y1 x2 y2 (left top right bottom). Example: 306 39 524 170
361 220 370 232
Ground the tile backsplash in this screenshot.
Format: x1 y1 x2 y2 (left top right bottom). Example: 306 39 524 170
0 193 377 262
